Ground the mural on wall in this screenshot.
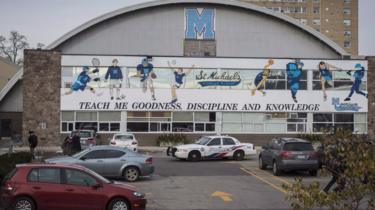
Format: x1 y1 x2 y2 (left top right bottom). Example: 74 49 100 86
250 59 274 96
185 8 215 40
344 63 367 101
60 56 368 113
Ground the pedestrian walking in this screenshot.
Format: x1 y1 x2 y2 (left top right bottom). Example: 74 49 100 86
28 131 38 159
71 131 82 154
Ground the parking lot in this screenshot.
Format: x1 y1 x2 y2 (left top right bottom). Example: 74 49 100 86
125 152 329 210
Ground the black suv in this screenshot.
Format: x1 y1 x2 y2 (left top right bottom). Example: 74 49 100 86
259 138 319 176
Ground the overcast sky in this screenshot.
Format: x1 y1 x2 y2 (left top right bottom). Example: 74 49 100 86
0 0 374 55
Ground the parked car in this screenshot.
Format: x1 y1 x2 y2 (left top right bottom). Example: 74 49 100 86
110 133 138 152
45 146 154 182
69 130 98 150
258 138 319 176
167 135 256 161
0 163 146 210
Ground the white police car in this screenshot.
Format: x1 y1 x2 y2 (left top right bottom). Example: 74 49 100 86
167 135 256 161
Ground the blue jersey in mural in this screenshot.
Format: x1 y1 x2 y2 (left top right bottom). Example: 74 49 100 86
174 72 186 85
319 67 332 81
254 72 264 87
286 62 303 102
105 66 123 80
137 63 154 82
71 70 91 91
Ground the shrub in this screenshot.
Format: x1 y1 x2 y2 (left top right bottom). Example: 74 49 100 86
156 134 190 146
0 152 33 182
285 129 375 210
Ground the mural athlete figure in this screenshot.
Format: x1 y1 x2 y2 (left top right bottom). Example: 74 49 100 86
251 59 274 96
168 61 195 103
318 61 341 101
105 59 123 100
63 66 101 96
286 59 304 103
137 58 156 100
344 63 367 101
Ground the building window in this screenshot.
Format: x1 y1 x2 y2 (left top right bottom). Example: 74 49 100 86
344 0 351 3
344 41 351 48
184 40 216 57
222 112 307 134
299 19 308 25
126 112 216 133
313 7 320 14
343 8 351 15
344 30 352 36
313 19 321 25
344 19 351 26
313 113 366 133
313 0 320 3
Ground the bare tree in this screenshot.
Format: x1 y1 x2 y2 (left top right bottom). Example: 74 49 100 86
0 31 29 65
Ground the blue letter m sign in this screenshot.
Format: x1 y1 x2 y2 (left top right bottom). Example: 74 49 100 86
185 8 215 40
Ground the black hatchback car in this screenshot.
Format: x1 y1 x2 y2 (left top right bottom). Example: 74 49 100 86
259 138 319 176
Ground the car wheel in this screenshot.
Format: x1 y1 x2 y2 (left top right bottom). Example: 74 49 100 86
13 197 35 210
123 167 139 182
233 150 245 161
272 161 281 176
258 156 267 170
309 170 318 176
107 198 130 210
188 151 201 162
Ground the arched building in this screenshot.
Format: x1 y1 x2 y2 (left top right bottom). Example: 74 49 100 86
0 0 373 145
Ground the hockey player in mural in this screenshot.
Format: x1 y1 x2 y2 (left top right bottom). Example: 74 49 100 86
286 59 304 103
63 66 101 96
168 61 195 103
318 61 341 101
137 58 156 100
251 59 274 96
344 63 368 101
105 59 123 100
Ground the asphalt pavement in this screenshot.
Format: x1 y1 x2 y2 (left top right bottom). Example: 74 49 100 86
127 153 329 210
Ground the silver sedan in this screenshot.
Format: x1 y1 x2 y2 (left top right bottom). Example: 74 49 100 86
45 145 154 182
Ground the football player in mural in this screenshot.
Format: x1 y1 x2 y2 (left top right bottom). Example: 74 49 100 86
344 63 368 101
251 59 274 96
168 61 195 103
105 59 123 100
137 58 156 100
318 61 341 101
286 59 304 103
63 66 101 96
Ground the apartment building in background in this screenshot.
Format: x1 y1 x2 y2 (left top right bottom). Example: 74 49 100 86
241 0 358 55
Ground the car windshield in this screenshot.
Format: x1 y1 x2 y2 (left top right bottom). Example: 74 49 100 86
195 137 212 145
71 131 92 138
83 167 111 184
115 135 133 140
283 142 314 151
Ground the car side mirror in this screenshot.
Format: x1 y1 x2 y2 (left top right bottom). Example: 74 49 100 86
80 157 87 161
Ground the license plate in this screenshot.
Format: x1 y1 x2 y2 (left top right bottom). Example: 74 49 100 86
297 155 306 160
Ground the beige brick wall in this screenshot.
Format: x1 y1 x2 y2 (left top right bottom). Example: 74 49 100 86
23 50 61 146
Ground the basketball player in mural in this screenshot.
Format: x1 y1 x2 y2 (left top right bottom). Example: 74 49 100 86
318 61 341 101
105 59 123 100
63 66 101 96
344 63 368 101
137 58 156 100
286 59 304 103
167 61 195 103
251 59 274 96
